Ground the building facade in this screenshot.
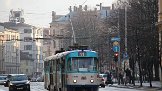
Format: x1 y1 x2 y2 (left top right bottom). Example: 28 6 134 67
34 28 44 72
20 51 34 76
0 26 5 74
49 11 70 54
0 9 44 74
0 26 20 74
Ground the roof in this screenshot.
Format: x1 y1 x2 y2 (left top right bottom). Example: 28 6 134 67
51 12 77 24
8 74 27 76
0 22 32 29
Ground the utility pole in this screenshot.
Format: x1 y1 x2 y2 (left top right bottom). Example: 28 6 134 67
125 6 127 54
117 7 121 85
69 15 76 45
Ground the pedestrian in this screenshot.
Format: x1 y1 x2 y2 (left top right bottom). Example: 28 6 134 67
118 69 124 85
124 68 131 85
105 70 113 85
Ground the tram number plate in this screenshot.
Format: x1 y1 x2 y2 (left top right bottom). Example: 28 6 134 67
81 76 86 80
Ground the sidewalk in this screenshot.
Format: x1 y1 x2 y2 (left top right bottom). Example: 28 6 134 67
109 81 162 91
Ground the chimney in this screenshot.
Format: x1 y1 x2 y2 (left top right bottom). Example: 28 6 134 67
79 5 82 11
112 4 115 10
52 11 56 22
69 6 72 12
74 6 76 12
100 3 102 10
94 8 97 11
84 5 88 11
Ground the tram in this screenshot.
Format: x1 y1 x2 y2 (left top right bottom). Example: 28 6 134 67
44 46 100 91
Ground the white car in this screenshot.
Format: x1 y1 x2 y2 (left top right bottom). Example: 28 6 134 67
0 76 7 85
36 77 43 82
99 74 107 88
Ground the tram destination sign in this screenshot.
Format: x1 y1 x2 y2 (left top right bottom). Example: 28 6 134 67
78 51 86 56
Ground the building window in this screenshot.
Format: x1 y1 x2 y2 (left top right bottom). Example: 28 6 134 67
26 61 28 66
53 40 56 48
24 45 32 50
36 54 39 59
24 37 32 42
26 69 28 73
24 29 32 33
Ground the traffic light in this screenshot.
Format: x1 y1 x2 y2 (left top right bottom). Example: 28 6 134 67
114 52 118 62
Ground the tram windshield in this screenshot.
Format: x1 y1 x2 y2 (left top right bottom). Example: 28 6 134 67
67 57 98 72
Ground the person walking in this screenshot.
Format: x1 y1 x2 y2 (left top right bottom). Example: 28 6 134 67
124 68 131 85
118 69 124 85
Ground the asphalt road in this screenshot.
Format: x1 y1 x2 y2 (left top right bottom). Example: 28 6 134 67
0 82 142 91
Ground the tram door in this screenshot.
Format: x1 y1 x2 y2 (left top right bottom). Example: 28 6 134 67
49 60 54 91
61 58 66 91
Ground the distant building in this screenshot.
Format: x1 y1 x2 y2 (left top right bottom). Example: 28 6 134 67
0 9 44 74
49 5 110 52
9 9 25 23
42 28 51 57
34 28 44 72
49 11 70 54
0 25 5 74
20 51 34 76
0 26 20 74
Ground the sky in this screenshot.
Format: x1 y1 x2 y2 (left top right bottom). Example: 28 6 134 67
0 0 113 28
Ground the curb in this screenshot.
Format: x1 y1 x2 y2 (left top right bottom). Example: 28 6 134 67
109 85 161 90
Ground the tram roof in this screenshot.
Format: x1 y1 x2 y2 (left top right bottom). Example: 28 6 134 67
44 50 97 61
44 51 71 61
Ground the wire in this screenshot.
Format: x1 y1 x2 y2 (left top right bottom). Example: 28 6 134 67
81 0 88 5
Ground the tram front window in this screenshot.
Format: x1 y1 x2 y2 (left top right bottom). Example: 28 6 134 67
67 58 97 72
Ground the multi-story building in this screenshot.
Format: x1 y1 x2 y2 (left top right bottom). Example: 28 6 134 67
0 9 44 74
0 25 5 74
49 11 67 54
0 25 20 74
20 51 34 76
42 28 51 57
34 28 44 72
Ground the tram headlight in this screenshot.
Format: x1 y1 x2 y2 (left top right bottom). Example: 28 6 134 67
73 79 77 83
90 79 94 83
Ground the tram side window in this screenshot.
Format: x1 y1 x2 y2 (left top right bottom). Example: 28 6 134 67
56 59 60 71
44 61 49 72
67 59 71 71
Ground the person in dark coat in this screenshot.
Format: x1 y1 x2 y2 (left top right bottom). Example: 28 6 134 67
105 71 113 85
118 69 124 85
125 68 131 84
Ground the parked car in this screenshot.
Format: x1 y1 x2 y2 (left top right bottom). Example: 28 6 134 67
0 76 7 85
36 77 43 82
31 77 37 82
4 74 30 91
99 74 107 88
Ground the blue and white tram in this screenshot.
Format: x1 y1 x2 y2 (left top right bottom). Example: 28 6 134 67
44 49 100 91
